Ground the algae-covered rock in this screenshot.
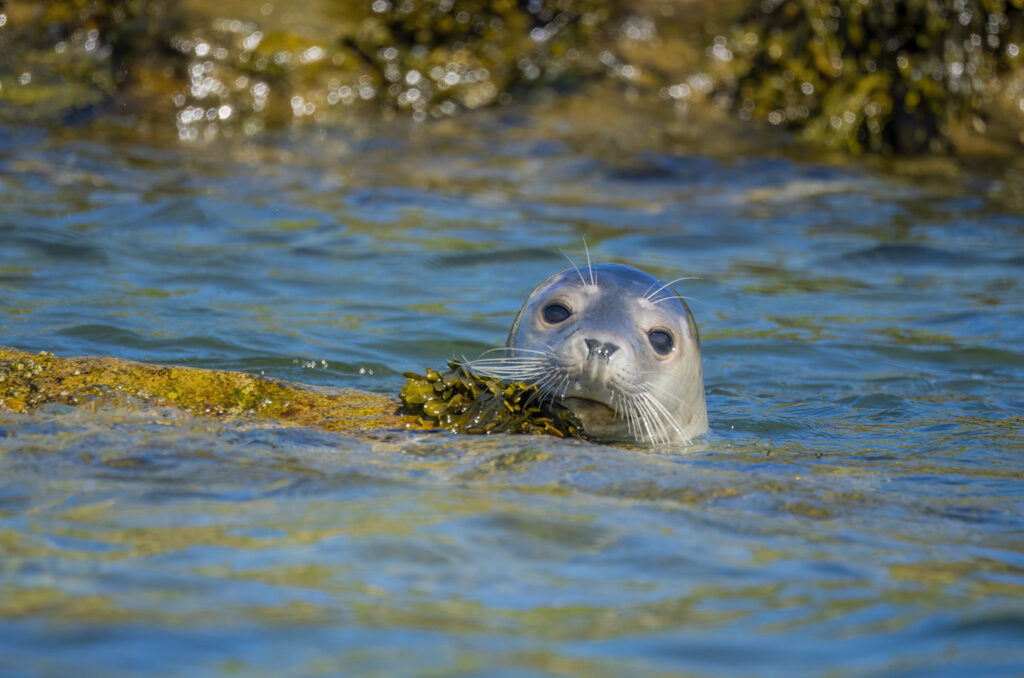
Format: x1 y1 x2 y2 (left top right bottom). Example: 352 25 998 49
722 0 1024 153
400 360 587 439
0 347 587 442
0 346 424 439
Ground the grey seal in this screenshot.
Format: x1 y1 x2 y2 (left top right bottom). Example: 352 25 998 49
471 262 708 446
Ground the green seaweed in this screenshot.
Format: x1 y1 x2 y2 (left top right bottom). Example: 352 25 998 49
400 360 587 439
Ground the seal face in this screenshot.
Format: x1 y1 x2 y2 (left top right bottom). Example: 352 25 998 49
475 263 708 446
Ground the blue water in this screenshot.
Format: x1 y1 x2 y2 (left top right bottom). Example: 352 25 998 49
1 103 1023 677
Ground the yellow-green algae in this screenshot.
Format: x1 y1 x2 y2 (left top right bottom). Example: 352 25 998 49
0 345 421 438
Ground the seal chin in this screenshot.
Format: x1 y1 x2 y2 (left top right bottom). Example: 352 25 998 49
560 396 624 441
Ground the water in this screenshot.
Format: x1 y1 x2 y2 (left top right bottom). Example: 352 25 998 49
1 99 1023 677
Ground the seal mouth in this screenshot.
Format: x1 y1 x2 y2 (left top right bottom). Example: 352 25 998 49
561 396 615 413
560 396 620 434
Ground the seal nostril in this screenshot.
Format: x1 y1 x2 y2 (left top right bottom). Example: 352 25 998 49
585 338 619 360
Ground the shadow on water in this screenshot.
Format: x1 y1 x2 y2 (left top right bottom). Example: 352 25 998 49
1 94 1023 676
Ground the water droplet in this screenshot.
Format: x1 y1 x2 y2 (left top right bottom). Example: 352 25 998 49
242 31 263 51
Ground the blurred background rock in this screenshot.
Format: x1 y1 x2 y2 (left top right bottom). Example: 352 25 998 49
1 0 1021 155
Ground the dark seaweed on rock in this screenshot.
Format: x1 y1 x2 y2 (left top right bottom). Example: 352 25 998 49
339 0 609 112
399 360 587 439
725 0 1024 153
0 0 183 121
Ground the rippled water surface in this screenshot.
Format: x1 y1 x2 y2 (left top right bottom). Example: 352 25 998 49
2 103 1023 677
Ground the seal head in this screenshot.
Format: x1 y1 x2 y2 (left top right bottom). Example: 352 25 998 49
500 263 708 446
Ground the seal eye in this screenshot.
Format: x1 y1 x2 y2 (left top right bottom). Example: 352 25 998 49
543 304 571 324
648 330 674 355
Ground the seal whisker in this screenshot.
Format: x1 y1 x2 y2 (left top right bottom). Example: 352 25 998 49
466 367 547 376
475 369 549 380
466 360 549 380
554 370 572 399
623 393 642 441
643 391 685 444
634 393 667 446
637 401 656 443
466 355 549 365
466 357 550 366
583 237 596 286
644 276 700 302
546 370 574 411
630 391 671 448
530 369 572 412
520 379 549 410
472 346 512 357
643 379 695 410
503 347 558 358
535 369 563 393
468 360 548 366
466 368 548 376
466 362 548 368
641 382 696 423
464 348 557 374
560 250 590 288
611 391 628 437
628 406 640 441
476 370 548 381
623 391 656 444
649 294 704 306
523 369 565 409
638 377 682 400
610 391 632 439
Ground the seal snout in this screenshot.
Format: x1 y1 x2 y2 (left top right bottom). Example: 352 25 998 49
584 338 620 361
